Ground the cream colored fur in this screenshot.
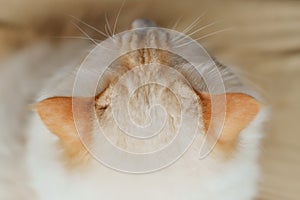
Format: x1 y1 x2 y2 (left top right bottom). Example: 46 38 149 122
0 2 269 199
0 28 266 200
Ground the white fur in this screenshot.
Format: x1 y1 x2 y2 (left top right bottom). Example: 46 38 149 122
0 30 267 200
25 107 267 200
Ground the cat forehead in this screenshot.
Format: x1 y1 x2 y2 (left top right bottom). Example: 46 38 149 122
41 19 254 101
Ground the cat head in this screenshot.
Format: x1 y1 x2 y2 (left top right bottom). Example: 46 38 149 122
34 19 260 171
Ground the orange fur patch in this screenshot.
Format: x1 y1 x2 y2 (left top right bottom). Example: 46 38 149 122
34 97 94 166
198 92 260 154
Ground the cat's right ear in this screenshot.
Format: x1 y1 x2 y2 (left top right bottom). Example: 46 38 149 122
33 97 94 156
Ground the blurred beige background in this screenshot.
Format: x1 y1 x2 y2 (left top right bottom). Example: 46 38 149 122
0 0 299 199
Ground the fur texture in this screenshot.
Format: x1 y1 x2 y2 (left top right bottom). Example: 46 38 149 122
0 1 272 199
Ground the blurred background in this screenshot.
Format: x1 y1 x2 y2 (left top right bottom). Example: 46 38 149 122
0 0 299 199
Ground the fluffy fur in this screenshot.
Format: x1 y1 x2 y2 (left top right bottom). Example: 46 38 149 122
0 1 271 200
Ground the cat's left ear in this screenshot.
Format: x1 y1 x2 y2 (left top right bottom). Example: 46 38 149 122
34 97 94 155
196 92 260 143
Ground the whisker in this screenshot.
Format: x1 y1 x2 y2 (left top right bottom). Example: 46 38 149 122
194 27 233 41
181 17 201 35
171 12 206 42
186 20 222 38
181 11 207 34
113 0 126 36
175 27 233 48
174 20 221 44
105 13 113 36
171 16 183 31
105 24 110 38
71 22 99 45
53 36 102 43
66 14 109 38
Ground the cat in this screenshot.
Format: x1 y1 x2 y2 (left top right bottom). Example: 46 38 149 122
0 16 268 200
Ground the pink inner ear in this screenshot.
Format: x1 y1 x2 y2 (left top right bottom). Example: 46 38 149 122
197 92 260 143
34 97 94 156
